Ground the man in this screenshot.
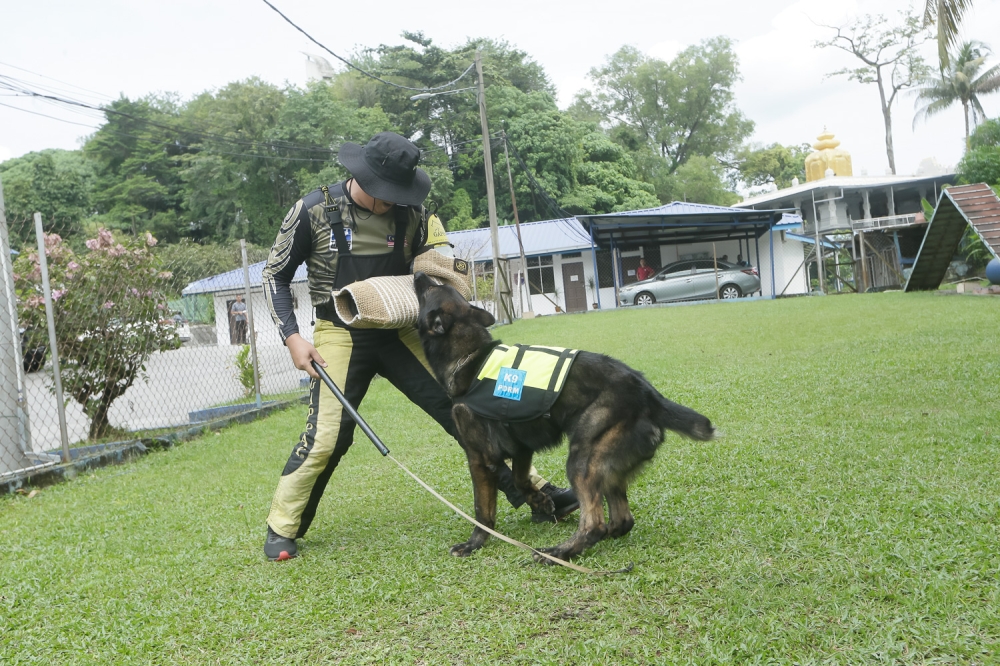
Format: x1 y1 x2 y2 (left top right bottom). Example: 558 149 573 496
230 295 248 344
636 258 655 282
261 132 578 561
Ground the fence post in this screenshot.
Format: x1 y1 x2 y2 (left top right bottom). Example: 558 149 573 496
33 213 71 463
240 239 262 409
0 176 33 473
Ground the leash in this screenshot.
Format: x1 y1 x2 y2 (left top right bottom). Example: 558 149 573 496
311 362 632 576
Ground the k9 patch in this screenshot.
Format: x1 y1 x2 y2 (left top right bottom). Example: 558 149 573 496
329 228 352 252
493 366 526 401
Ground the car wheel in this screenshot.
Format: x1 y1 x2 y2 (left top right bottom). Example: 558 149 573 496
634 292 656 306
23 347 46 373
719 284 742 299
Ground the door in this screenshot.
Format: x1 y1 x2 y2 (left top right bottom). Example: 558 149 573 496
688 260 723 299
649 261 693 302
561 262 587 313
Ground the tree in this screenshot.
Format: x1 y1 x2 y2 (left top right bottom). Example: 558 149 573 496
13 229 181 440
658 156 739 207
817 11 931 174
913 41 1000 149
0 149 95 246
923 0 974 70
85 96 189 240
957 117 1000 185
731 143 811 191
577 38 754 174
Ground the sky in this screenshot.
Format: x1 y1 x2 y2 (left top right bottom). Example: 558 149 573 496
2 0 999 185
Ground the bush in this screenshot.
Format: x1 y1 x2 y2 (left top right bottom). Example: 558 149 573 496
233 344 261 398
13 229 181 440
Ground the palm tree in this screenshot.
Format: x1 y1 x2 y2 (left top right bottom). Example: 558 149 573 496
913 41 1000 149
924 0 974 70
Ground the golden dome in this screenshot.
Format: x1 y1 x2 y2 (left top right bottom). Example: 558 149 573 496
805 129 853 181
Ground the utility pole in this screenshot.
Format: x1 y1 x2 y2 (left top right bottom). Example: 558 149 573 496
501 131 531 314
475 51 512 323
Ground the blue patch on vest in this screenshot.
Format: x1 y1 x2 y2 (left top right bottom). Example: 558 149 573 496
493 366 526 401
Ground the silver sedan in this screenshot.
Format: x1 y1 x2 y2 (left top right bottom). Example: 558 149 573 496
618 260 761 306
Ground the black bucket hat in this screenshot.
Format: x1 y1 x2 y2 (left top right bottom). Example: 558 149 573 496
338 132 431 206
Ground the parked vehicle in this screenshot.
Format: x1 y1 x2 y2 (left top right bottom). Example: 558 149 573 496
618 260 761 306
19 327 47 373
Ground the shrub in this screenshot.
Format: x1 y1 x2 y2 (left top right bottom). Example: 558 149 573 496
13 229 181 440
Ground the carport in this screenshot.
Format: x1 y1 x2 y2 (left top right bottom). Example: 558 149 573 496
575 202 798 308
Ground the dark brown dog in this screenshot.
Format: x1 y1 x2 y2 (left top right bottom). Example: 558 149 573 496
413 272 715 563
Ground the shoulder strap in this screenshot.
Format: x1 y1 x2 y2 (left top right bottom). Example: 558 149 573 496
392 205 410 263
321 183 350 256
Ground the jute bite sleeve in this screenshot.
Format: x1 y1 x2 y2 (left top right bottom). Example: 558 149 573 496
331 249 473 329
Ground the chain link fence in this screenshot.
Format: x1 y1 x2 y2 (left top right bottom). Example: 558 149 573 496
1 202 308 481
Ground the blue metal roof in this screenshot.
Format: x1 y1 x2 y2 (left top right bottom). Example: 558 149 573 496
181 218 591 294
182 262 307 295
449 218 593 263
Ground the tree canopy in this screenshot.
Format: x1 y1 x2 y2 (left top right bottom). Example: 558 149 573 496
2 34 785 259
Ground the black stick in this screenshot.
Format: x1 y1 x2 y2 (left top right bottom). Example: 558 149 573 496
311 361 389 456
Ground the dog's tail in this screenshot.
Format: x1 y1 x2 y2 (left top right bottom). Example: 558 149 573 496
653 394 715 441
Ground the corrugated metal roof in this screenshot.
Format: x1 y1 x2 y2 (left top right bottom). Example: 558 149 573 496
449 218 594 263
181 218 592 294
182 262 307 295
905 183 1000 291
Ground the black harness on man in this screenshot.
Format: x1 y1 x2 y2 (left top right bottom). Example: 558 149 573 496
320 181 416 291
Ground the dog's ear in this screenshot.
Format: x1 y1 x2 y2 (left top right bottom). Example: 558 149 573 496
427 309 453 336
470 305 496 328
413 272 435 301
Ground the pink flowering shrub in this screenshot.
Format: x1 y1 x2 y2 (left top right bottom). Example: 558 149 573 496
13 228 181 440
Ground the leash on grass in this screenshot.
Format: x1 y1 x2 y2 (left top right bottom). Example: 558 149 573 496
311 362 632 576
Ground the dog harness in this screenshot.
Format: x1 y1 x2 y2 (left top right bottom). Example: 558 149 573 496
457 344 580 423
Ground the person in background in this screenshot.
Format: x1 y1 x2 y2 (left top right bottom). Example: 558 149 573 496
636 258 655 282
230 295 248 344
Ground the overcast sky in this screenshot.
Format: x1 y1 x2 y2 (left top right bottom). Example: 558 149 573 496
2 0 999 184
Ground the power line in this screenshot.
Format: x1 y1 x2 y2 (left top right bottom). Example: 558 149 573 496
0 100 103 128
0 101 335 163
0 77 340 156
260 0 476 93
0 61 111 102
503 135 571 219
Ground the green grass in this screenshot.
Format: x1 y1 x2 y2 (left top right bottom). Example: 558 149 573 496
3 292 1000 664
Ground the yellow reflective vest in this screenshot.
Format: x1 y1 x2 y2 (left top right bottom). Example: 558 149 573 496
457 344 579 423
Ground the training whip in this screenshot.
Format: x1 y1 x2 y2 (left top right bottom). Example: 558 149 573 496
311 361 389 456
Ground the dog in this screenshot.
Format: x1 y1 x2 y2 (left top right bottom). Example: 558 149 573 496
413 272 715 563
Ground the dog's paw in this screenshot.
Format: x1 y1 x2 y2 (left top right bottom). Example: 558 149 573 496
449 541 480 557
532 546 570 565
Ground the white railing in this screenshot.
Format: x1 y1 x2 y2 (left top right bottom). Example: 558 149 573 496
851 214 922 231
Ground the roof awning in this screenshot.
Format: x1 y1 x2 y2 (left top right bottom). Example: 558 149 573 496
576 202 797 249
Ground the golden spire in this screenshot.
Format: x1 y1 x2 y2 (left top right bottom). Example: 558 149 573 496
805 129 853 181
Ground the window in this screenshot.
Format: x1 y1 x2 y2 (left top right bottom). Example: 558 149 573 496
596 250 615 288
527 256 555 295
561 252 582 259
662 262 692 275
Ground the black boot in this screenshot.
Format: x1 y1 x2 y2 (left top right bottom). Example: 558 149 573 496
532 483 580 523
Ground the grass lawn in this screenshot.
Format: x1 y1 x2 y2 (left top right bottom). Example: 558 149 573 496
3 292 999 664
